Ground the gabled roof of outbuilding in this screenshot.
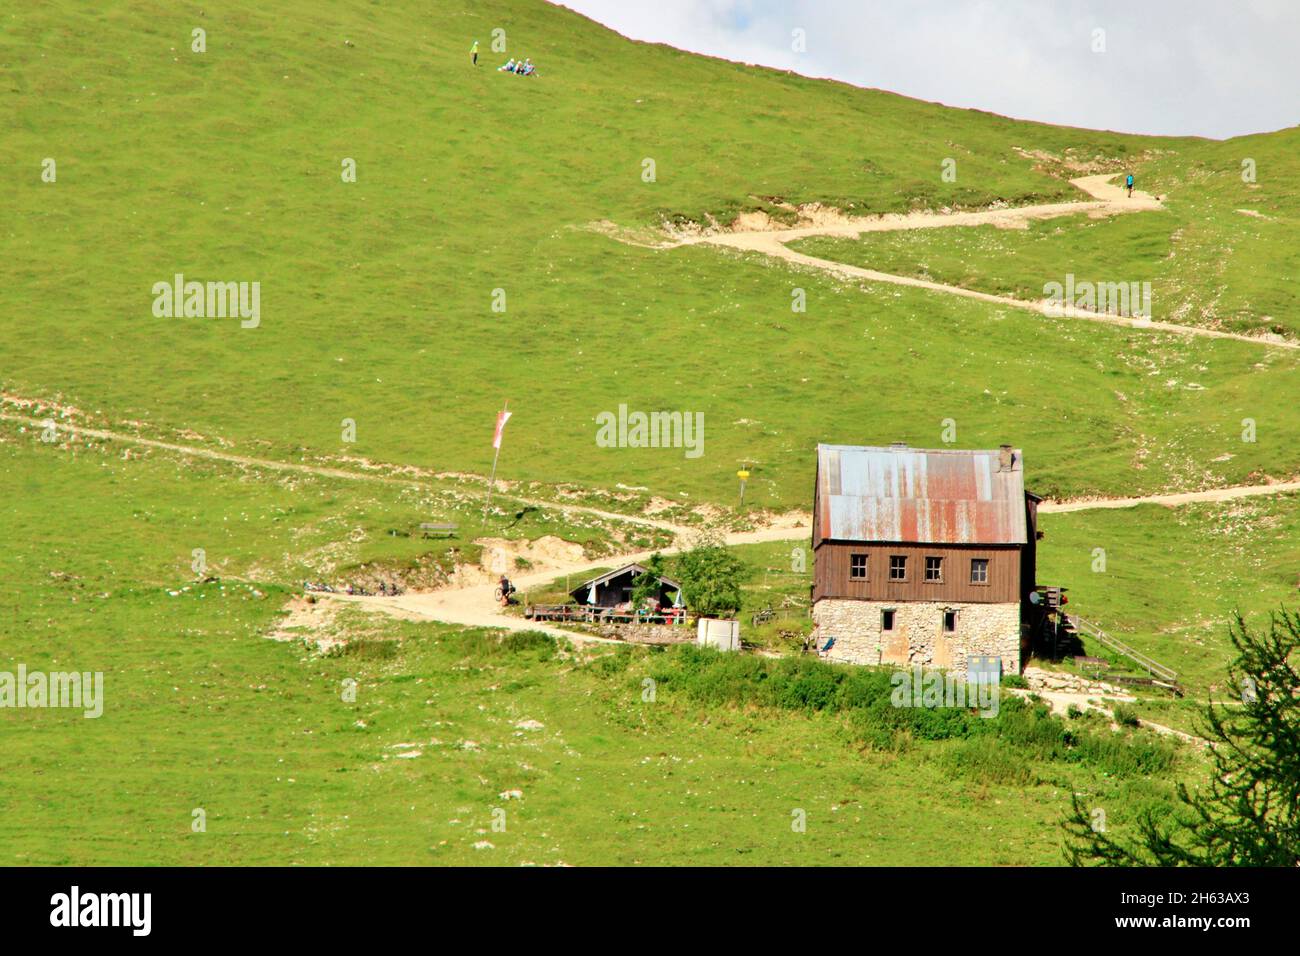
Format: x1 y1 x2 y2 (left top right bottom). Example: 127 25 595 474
816 444 1028 545
572 563 681 593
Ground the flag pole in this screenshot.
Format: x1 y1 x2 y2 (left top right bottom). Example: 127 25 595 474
484 400 508 521
484 445 502 521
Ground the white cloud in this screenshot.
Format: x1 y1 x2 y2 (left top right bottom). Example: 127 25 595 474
552 0 1299 138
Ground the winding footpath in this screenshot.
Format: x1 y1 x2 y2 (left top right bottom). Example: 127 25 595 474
677 174 1296 352
0 403 682 535
332 468 1300 643
4 398 1299 643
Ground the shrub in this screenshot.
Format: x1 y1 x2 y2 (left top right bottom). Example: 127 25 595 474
944 736 1036 787
330 638 398 659
763 657 841 711
446 628 555 661
635 645 1176 780
672 532 747 618
1112 704 1141 728
591 645 636 676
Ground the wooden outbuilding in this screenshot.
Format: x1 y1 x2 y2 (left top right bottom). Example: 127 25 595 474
571 563 683 610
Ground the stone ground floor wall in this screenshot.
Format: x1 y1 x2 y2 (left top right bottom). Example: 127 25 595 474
812 599 1023 675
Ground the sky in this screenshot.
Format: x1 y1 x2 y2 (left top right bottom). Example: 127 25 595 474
550 0 1299 139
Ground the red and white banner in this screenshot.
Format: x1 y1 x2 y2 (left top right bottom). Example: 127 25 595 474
492 408 512 449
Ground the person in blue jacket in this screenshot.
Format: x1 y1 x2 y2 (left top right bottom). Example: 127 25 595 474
1125 172 1135 198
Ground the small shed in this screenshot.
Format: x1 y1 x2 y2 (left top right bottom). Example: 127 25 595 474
571 563 682 609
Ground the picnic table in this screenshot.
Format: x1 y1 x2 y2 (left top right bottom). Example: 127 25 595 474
418 522 458 539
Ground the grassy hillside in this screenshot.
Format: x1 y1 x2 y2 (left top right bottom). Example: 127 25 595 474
1 605 1191 865
0 435 1190 865
2 0 1295 867
1038 494 1300 697
794 127 1300 339
8 0 1294 510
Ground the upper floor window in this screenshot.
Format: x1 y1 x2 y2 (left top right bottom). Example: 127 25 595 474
970 558 989 584
889 555 907 581
924 556 943 582
849 553 867 580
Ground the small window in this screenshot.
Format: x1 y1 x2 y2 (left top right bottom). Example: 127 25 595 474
889 555 907 581
882 609 896 632
943 610 957 633
924 556 943 582
970 558 989 584
849 553 868 580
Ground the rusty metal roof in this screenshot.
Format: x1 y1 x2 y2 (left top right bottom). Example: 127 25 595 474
816 444 1028 545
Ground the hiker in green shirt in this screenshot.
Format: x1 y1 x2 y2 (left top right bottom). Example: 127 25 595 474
470 40 478 66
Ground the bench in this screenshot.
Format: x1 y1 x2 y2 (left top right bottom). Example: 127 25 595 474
418 522 459 539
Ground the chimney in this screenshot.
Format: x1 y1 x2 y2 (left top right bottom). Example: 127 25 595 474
998 444 1014 472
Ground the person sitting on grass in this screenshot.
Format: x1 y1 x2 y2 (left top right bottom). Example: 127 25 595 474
498 58 516 72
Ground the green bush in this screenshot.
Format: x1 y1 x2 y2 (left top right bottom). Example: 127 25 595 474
329 638 398 660
445 628 556 661
1112 704 1141 728
591 645 636 676
944 736 1036 787
673 533 748 618
640 646 1176 779
764 657 842 711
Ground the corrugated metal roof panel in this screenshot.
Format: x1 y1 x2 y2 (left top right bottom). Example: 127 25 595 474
816 445 1027 545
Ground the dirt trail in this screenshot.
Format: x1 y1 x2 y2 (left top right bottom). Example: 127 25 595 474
8 399 1297 534
8 398 1300 646
321 517 812 644
1007 687 1205 744
682 174 1161 247
1038 480 1300 513
325 471 1300 641
680 175 1295 351
0 406 685 535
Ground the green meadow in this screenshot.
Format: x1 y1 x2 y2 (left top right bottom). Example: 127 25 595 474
793 129 1299 340
1036 495 1300 723
0 348 1281 866
0 429 1205 866
4 0 1297 509
0 604 1195 866
2 0 1297 865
